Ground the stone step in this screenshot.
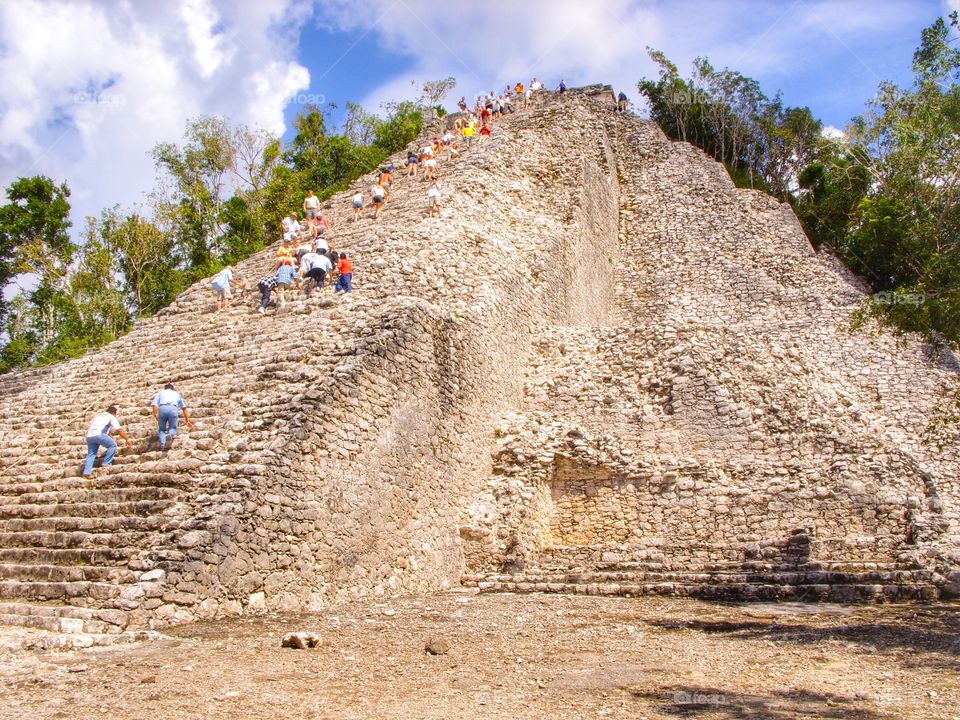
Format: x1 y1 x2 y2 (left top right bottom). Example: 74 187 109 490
0 514 172 534
0 472 199 496
463 576 940 603
0 468 213 489
536 540 904 567
0 485 184 506
465 567 936 587
0 498 177 520
0 579 125 603
0 546 134 566
2 445 211 470
0 436 218 463
540 558 912 575
0 600 128 634
0 562 136 583
0 529 160 550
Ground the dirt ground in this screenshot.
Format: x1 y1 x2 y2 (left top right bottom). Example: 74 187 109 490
1 591 958 720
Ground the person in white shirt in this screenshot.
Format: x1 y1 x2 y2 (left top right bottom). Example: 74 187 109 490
426 182 442 217
352 191 364 222
296 238 313 263
281 213 301 239
210 266 244 312
303 190 320 219
370 184 386 220
530 77 543 92
423 154 437 181
83 406 132 477
150 384 193 450
300 248 333 295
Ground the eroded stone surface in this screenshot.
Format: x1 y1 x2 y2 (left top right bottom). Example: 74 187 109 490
0 86 957 634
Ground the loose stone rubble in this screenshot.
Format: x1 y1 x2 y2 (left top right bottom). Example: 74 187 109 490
0 86 957 636
280 631 321 649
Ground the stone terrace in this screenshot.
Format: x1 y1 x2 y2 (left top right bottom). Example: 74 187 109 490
0 87 958 639
459 94 960 603
0 87 624 636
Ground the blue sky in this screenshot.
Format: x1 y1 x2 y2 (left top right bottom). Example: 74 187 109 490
0 0 956 237
287 0 950 135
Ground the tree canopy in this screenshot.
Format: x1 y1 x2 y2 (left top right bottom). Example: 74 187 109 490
0 80 443 373
639 14 960 347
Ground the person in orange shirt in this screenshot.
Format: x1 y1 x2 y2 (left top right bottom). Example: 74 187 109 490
273 238 296 270
335 253 353 293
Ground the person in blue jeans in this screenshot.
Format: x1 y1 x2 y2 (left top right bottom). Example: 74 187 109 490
150 384 193 450
275 262 297 307
83 406 133 478
335 253 353 293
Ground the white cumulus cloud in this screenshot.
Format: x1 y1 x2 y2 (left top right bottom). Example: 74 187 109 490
821 124 846 140
310 0 932 122
0 0 311 233
312 0 662 111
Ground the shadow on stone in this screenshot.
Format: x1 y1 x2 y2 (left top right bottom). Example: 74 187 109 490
634 684 894 719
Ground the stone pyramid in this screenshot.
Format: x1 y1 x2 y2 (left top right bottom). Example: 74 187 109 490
1 87 957 639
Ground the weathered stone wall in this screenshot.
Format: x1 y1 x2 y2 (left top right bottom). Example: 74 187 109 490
0 90 623 630
460 105 960 598
1 88 958 633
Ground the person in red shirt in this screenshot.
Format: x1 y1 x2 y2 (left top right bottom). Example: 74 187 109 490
478 122 491 148
335 253 353 293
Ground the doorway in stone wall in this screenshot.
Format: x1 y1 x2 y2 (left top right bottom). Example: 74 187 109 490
547 457 642 546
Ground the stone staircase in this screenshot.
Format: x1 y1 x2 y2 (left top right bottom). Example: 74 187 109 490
462 565 939 603
0 88 629 636
0 87 956 640
462 537 940 603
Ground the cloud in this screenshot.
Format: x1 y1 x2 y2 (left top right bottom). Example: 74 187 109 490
311 0 935 123
0 0 311 234
0 0 943 256
312 0 662 111
821 124 846 140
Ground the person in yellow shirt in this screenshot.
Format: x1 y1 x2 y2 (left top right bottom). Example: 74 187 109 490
462 121 476 150
273 238 296 270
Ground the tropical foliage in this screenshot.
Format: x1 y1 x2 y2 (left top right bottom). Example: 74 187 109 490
639 14 960 346
0 80 451 373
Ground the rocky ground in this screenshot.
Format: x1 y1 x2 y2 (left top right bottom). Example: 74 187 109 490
0 592 957 720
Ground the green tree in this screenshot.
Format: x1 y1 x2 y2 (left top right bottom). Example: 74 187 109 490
639 50 820 195
71 219 130 342
0 176 81 371
343 102 379 146
414 76 457 109
0 176 75 340
842 15 960 343
372 100 423 153
152 116 236 271
794 143 872 249
91 206 177 316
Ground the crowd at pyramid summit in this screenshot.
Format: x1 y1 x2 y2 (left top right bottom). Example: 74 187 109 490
81 80 633 477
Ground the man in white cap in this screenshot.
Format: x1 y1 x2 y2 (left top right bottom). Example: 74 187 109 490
281 212 301 240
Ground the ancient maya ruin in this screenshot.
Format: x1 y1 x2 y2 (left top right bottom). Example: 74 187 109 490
0 86 958 642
